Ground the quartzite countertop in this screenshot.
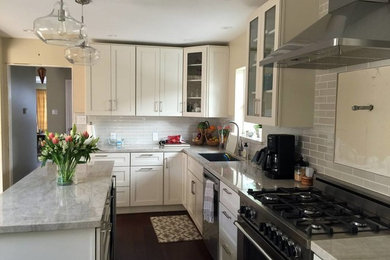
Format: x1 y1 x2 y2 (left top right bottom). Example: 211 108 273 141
98 144 303 192
311 235 390 260
0 161 114 234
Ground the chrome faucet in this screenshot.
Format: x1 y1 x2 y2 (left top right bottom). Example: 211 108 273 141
221 121 243 155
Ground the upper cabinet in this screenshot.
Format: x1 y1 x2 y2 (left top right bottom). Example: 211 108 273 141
183 45 229 118
245 0 319 127
136 46 183 116
87 43 136 116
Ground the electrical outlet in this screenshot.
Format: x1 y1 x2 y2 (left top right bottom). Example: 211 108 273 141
153 132 159 141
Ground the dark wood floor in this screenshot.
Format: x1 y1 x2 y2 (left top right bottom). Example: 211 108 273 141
114 211 213 260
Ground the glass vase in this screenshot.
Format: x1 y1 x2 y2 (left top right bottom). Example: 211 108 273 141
56 163 76 186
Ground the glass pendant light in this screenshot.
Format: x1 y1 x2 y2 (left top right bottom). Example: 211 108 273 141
33 0 84 46
64 0 99 65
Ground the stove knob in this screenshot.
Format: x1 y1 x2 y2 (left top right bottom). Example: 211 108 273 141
286 240 295 257
239 206 247 214
279 235 288 251
275 231 283 245
294 245 302 259
245 207 252 218
259 222 266 232
249 209 256 220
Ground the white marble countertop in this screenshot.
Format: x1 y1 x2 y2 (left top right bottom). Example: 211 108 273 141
311 235 390 260
0 161 114 234
99 144 303 192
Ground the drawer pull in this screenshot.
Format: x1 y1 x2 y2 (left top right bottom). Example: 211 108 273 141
222 210 232 220
95 155 108 158
136 168 153 172
223 188 232 195
191 181 196 195
222 244 232 256
138 154 154 157
165 158 168 169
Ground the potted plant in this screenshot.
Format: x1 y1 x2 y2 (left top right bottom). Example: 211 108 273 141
39 124 99 185
253 124 262 138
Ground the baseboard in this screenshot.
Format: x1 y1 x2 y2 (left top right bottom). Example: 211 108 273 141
117 204 186 214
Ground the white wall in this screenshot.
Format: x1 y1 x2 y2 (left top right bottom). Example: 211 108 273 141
0 37 3 192
228 33 247 118
89 116 224 146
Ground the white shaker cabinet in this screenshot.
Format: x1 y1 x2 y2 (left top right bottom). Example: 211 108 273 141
87 43 136 116
245 0 317 127
130 166 164 206
183 45 229 118
163 152 185 205
136 46 183 116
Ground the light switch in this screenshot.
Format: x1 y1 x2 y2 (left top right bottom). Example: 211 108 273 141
153 132 158 141
51 109 58 115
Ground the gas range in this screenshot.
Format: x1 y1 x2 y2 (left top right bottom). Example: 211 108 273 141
236 174 390 260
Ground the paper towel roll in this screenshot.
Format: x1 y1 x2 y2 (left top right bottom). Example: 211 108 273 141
86 122 96 137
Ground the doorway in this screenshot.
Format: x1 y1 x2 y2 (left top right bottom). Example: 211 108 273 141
8 65 72 184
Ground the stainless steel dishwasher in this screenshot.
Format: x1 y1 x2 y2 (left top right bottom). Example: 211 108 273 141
203 169 220 260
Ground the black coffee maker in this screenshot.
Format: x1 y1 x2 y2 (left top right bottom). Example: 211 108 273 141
256 134 295 179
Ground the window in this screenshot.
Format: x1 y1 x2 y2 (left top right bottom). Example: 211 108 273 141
234 67 262 141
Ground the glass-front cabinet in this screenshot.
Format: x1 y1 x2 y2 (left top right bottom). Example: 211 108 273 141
183 47 206 117
245 0 280 125
246 16 259 118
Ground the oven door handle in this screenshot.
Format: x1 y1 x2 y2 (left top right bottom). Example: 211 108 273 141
234 221 273 260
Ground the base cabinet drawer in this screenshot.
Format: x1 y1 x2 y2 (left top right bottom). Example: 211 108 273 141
116 187 130 207
131 153 163 166
112 166 130 187
220 182 239 217
219 203 237 243
219 228 237 260
91 153 130 167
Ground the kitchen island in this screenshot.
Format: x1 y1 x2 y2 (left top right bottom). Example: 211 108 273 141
0 161 114 260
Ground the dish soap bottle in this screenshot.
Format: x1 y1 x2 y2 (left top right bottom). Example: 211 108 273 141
243 142 249 160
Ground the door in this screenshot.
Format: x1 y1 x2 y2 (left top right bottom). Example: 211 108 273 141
183 46 207 117
186 170 196 219
136 46 160 116
194 176 204 232
111 45 136 116
159 48 183 116
87 44 112 115
257 0 280 126
164 152 184 205
245 12 261 123
130 166 163 206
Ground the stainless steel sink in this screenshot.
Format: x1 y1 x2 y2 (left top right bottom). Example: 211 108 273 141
198 153 240 162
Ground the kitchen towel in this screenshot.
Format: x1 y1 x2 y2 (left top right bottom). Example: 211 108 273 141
203 179 214 223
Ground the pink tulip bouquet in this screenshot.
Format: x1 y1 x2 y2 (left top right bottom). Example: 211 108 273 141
39 124 99 185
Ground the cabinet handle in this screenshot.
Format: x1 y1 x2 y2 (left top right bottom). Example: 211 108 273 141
95 155 108 158
352 105 374 111
159 101 163 112
222 244 232 256
223 188 232 195
179 102 183 113
191 181 196 195
165 158 168 169
183 101 186 112
136 168 153 172
222 210 232 220
154 101 159 112
254 99 260 116
138 154 154 157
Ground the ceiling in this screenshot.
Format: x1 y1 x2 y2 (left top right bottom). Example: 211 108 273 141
0 0 264 45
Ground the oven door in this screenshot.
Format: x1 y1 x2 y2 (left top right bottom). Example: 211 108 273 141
235 217 287 260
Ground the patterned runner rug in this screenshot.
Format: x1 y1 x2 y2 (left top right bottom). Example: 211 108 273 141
150 215 202 243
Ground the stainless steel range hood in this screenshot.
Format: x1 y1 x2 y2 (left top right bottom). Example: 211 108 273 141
260 0 390 69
